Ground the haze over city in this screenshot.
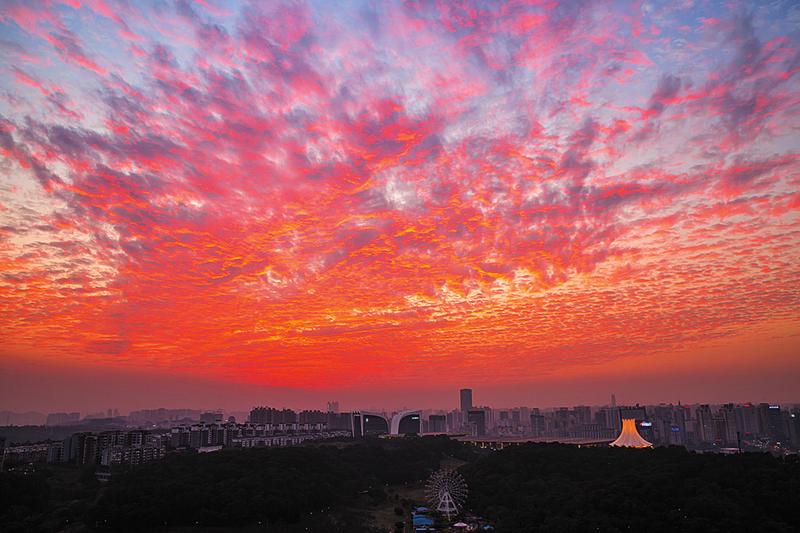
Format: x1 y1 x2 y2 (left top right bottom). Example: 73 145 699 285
2 0 800 414
2 2 800 532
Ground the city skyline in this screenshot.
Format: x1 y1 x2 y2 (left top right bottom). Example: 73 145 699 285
2 0 800 410
4 393 798 456
2 377 799 417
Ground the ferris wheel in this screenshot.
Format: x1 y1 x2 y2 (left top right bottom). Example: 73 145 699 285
425 468 469 521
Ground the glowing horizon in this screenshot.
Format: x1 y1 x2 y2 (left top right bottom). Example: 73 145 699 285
1 0 799 409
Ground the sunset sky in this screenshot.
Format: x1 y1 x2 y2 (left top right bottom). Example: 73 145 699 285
1 0 799 413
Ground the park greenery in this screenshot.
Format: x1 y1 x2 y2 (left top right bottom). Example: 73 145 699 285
1 437 798 532
462 443 800 532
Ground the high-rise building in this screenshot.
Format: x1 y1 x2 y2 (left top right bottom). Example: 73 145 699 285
719 404 739 445
327 401 340 413
460 389 473 413
446 410 462 433
428 414 446 433
249 407 297 425
574 406 592 426
734 403 759 438
695 405 715 443
298 410 326 425
758 404 787 442
326 411 351 430
467 409 486 437
530 411 546 437
596 407 621 433
619 406 647 422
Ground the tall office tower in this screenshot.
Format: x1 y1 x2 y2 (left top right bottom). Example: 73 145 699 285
611 394 616 408
460 389 473 413
326 401 340 413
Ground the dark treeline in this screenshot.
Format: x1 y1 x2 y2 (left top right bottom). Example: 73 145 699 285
462 443 800 533
3 438 799 532
1 436 466 532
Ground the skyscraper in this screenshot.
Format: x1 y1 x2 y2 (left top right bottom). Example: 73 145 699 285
467 409 486 437
460 389 473 413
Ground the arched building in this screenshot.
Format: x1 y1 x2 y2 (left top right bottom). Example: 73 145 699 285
391 410 421 435
351 411 389 436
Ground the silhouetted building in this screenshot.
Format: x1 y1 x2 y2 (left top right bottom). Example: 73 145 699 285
327 411 351 431
719 404 739 445
735 403 759 438
696 405 715 443
595 407 621 433
574 406 592 426
249 407 297 425
530 412 546 437
758 404 787 442
619 406 647 422
362 412 389 436
351 412 363 437
101 444 164 467
391 410 421 435
468 409 486 437
446 410 462 433
128 408 201 424
460 389 473 413
299 410 327 425
428 414 446 433
46 412 80 426
200 412 223 424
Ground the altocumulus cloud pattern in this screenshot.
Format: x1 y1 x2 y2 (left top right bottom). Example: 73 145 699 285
0 0 799 388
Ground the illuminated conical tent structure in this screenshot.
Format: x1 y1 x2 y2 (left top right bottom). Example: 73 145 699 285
610 418 653 448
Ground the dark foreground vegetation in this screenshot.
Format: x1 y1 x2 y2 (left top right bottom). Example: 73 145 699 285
1 437 466 532
463 444 800 533
2 437 798 532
